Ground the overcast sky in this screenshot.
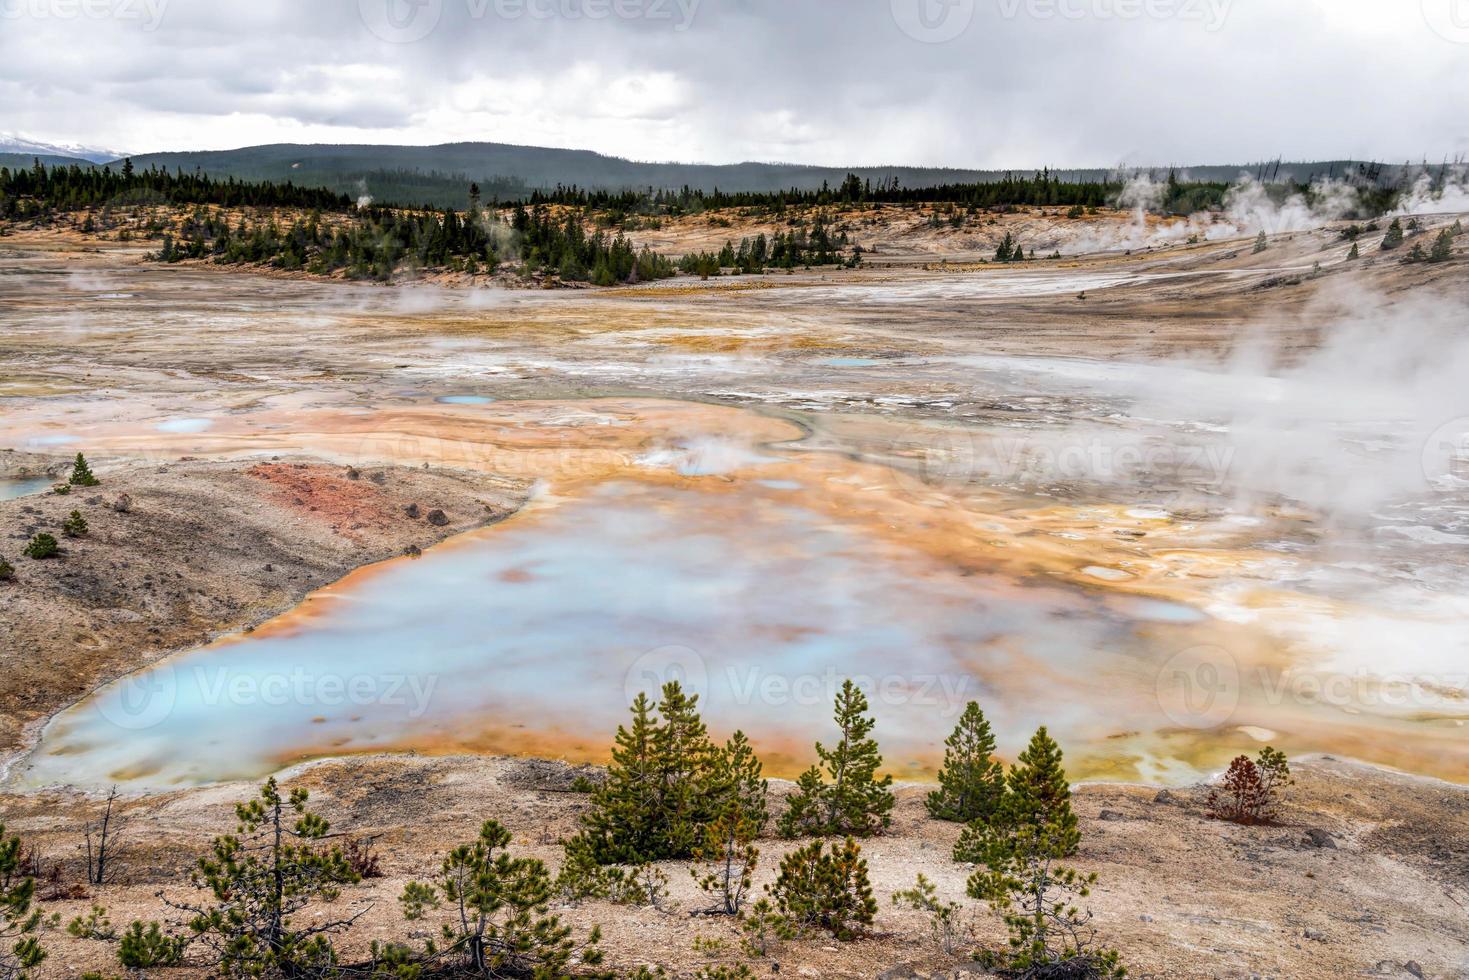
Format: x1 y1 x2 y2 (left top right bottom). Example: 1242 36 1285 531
1 0 1465 167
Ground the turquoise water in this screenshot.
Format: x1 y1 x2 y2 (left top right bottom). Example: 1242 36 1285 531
0 477 52 500
20 480 1163 791
435 395 496 405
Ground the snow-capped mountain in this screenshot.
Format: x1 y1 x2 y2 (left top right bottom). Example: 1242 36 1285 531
0 133 124 164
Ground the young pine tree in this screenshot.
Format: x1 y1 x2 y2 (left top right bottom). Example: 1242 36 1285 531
1252 231 1268 253
69 453 99 487
778 680 894 839
0 823 49 979
163 778 362 977
926 702 1006 824
577 681 728 863
1381 217 1404 250
399 819 604 978
767 837 876 941
957 726 1078 861
62 511 88 538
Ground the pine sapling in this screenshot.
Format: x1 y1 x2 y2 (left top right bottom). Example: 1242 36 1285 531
926 701 1006 824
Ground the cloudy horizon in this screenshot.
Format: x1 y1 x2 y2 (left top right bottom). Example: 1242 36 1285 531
1 0 1466 169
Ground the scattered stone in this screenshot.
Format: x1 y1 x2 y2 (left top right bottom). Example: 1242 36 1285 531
426 508 449 526
1303 928 1326 942
1139 914 1154 923
1099 809 1127 822
403 545 422 558
404 503 421 519
1303 828 1336 849
112 493 131 513
1154 789 1176 804
345 466 360 481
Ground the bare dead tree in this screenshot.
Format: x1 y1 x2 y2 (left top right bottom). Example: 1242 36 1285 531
84 785 122 886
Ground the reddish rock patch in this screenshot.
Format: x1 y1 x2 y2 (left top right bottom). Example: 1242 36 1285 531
247 463 398 538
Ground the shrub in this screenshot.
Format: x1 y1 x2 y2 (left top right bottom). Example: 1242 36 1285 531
398 819 604 977
1347 242 1360 260
0 558 13 582
1209 747 1292 825
118 920 186 971
62 511 88 538
739 898 794 958
892 873 963 955
161 778 362 977
778 680 894 838
691 807 759 915
767 838 876 941
1253 231 1268 253
926 701 1005 824
22 534 58 560
343 836 383 879
69 453 99 487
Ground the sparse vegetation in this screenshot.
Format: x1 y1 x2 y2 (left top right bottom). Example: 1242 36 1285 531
0 558 12 582
1380 217 1404 250
892 874 963 955
0 823 51 980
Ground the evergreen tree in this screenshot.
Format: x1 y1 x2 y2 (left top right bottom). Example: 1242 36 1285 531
68 453 99 487
925 702 1005 824
62 511 88 538
399 819 604 978
1381 217 1404 250
0 822 49 978
994 232 1015 262
22 534 58 560
1429 228 1454 263
767 838 876 941
577 681 733 863
1346 242 1360 260
778 681 894 838
0 558 13 582
713 729 769 833
162 778 361 977
957 726 1078 862
1253 230 1268 253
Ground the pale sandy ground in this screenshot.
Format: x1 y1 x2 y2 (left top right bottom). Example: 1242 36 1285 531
0 754 1464 979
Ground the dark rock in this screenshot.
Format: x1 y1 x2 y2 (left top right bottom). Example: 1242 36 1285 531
112 493 131 513
426 508 449 526
403 545 422 558
1303 828 1336 849
404 503 421 519
345 466 360 480
1099 809 1127 822
1154 789 1176 804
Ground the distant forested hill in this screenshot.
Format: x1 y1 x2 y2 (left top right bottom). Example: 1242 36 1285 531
114 142 1394 209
